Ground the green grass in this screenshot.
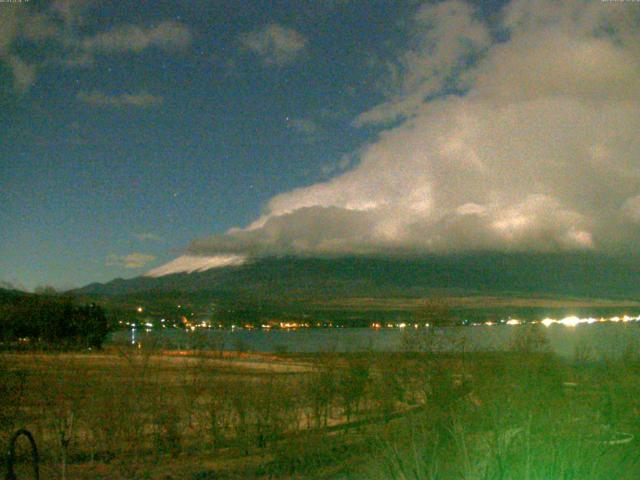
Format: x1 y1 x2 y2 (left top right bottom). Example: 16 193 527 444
363 353 640 480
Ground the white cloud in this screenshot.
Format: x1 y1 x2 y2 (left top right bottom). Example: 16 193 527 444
82 21 191 53
320 153 353 177
133 232 164 242
22 10 62 41
0 1 87 93
0 7 36 93
0 2 191 94
7 55 36 93
356 0 491 126
77 90 163 108
182 0 640 260
240 23 307 65
106 252 157 269
50 0 90 31
0 6 19 52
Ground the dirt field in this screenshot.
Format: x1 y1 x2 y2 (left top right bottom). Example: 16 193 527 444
3 337 640 479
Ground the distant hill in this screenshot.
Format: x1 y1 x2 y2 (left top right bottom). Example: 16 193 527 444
72 253 640 302
0 287 31 303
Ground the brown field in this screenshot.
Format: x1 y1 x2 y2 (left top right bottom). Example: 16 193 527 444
3 329 640 479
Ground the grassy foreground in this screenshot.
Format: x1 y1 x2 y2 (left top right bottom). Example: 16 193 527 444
2 332 640 479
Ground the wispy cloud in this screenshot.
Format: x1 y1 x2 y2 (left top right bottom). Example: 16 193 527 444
82 21 191 53
7 55 36 93
106 252 157 269
0 2 191 94
77 90 163 108
0 6 36 94
320 152 354 178
355 0 490 126
289 118 321 136
133 232 164 242
240 23 307 65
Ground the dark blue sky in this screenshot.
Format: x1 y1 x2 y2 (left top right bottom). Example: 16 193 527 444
1 1 423 289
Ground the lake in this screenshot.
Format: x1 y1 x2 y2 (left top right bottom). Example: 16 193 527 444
108 321 640 359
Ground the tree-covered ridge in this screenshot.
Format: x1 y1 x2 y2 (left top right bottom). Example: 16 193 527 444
0 289 110 348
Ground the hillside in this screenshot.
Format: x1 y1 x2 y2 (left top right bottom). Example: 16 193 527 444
73 253 640 301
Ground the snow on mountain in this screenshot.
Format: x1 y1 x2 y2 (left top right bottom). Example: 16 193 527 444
145 254 246 277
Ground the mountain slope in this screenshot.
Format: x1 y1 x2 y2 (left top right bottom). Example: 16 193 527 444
73 253 640 301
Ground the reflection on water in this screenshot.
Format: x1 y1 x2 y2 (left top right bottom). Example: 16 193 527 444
109 321 640 359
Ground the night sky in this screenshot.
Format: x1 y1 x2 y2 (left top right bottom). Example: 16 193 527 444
2 0 639 290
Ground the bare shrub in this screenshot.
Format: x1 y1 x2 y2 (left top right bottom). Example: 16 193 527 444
304 357 336 428
372 357 405 419
509 323 550 354
336 356 370 422
152 403 182 457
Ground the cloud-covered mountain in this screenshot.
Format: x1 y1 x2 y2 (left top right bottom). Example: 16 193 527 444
182 0 640 259
75 254 640 301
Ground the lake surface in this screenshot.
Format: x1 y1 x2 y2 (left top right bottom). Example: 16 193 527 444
108 322 640 359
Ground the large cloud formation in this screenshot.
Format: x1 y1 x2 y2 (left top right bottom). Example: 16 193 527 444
190 0 640 258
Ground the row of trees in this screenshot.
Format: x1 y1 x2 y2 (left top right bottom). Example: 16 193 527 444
0 293 110 348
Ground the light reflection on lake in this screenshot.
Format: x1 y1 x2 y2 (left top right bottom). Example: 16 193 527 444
108 322 640 359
